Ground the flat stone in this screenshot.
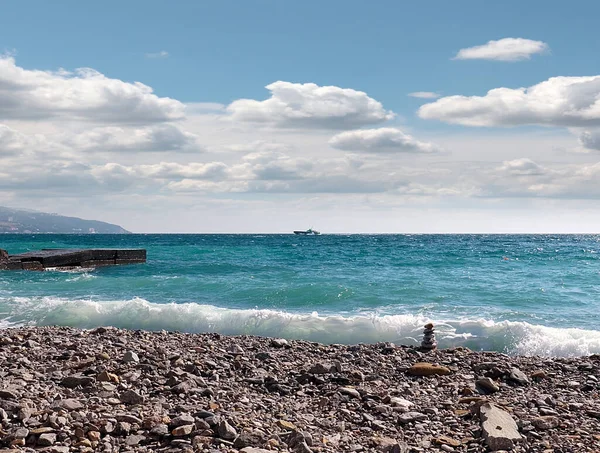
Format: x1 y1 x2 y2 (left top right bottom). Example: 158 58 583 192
407 362 451 376
54 398 84 411
532 416 559 430
172 425 194 436
479 403 522 451
120 389 145 405
123 351 139 363
37 433 57 446
388 397 414 411
339 387 361 398
171 414 195 426
277 419 297 430
125 434 146 446
397 412 428 424
508 368 530 385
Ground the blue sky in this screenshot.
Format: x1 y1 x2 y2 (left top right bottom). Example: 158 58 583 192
1 1 600 232
3 1 598 110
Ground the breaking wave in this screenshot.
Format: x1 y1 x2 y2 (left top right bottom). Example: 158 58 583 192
1 296 600 357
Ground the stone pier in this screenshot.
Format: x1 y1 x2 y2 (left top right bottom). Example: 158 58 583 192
0 248 146 270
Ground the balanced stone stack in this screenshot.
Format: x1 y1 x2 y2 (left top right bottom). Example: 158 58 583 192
421 322 437 351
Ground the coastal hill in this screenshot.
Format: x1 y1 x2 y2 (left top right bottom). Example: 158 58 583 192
0 206 130 234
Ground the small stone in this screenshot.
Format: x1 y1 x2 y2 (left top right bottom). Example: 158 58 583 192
172 425 195 436
38 433 57 446
120 389 145 405
532 416 560 430
14 427 29 438
433 436 461 447
339 387 361 398
308 362 335 374
387 397 414 412
151 424 169 436
277 419 297 430
227 344 244 355
123 351 139 363
54 398 84 411
476 377 500 394
171 414 195 427
508 368 530 385
531 370 547 380
97 371 119 383
398 412 428 424
125 434 146 446
88 431 101 442
218 420 237 440
407 362 451 376
271 338 289 348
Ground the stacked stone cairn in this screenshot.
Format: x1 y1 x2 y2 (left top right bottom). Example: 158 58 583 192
421 322 437 351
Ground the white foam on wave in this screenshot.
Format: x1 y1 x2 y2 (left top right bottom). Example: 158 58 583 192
1 296 600 357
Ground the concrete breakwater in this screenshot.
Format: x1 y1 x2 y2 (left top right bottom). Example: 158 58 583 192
0 248 146 270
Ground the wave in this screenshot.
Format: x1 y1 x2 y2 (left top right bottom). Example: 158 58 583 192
1 296 599 357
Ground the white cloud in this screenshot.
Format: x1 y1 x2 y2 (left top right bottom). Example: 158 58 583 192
498 158 546 176
138 162 229 180
419 76 600 127
0 56 184 123
329 128 441 154
226 81 395 129
454 38 549 62
146 51 169 59
408 92 440 99
0 124 38 155
65 124 202 153
578 129 600 151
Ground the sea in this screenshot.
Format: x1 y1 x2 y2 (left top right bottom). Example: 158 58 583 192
1 234 600 357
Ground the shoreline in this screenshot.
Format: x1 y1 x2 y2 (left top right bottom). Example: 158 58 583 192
1 326 599 452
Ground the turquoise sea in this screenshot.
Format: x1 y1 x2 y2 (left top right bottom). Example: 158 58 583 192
1 234 600 356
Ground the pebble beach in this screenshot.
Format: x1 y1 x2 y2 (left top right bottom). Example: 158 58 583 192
1 326 599 452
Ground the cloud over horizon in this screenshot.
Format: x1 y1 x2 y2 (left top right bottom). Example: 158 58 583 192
226 81 395 129
418 76 600 127
329 128 441 154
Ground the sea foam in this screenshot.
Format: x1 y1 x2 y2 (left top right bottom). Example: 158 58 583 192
1 296 600 357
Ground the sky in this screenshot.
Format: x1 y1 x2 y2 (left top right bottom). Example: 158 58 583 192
1 0 600 233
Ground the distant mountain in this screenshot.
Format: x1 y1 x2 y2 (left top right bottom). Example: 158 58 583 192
0 207 131 234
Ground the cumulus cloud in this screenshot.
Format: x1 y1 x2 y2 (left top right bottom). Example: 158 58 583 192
454 38 549 62
329 128 441 154
65 124 202 153
497 158 546 176
0 56 184 123
418 76 600 127
226 81 395 129
408 92 440 99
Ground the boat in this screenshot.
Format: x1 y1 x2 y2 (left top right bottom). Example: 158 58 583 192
293 228 321 235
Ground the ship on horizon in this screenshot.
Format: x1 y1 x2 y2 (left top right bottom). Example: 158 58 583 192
293 228 321 235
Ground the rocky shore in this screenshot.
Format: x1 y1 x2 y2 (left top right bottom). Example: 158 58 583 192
0 327 599 452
